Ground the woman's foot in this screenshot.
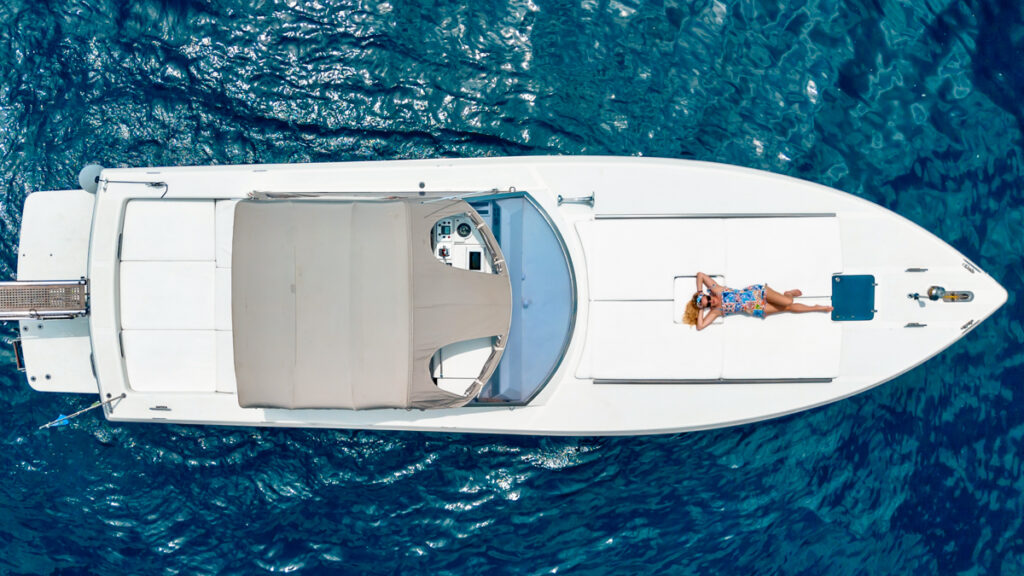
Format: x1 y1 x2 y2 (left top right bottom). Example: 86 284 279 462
784 289 803 298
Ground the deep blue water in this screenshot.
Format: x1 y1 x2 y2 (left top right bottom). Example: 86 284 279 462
0 0 1022 573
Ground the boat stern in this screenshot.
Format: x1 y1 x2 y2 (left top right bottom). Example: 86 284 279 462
13 189 98 394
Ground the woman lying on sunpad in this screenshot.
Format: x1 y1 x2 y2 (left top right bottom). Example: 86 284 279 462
684 271 833 330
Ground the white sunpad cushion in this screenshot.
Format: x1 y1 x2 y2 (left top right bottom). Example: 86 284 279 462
721 312 841 380
120 261 215 330
120 200 215 261
578 217 840 301
579 300 723 380
577 219 727 301
579 299 840 382
723 217 841 297
122 330 217 392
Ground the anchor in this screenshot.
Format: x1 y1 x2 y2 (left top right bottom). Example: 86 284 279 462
908 285 974 303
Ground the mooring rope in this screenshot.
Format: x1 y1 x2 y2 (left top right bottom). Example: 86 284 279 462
39 393 127 430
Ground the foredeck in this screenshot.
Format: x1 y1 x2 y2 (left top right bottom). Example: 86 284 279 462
575 216 843 383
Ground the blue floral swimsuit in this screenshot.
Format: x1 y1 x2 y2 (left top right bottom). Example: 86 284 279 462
720 284 767 318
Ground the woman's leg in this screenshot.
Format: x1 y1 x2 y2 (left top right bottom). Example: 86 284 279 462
787 303 833 313
764 286 793 307
764 293 833 316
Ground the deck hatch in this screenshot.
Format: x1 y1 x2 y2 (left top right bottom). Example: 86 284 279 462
831 275 875 321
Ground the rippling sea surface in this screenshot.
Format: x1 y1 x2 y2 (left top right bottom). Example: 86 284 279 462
1 0 1022 573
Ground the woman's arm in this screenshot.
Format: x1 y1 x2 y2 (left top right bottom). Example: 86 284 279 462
696 308 721 331
697 272 722 294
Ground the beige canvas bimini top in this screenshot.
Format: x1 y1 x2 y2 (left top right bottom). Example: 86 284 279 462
231 198 512 410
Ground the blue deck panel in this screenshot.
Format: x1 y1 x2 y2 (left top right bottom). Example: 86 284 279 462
831 274 875 321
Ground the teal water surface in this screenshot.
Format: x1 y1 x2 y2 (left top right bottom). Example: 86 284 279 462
1 0 1022 574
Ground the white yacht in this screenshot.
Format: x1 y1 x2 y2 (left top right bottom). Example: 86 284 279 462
9 156 1007 435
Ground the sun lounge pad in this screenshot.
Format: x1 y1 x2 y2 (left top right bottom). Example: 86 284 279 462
721 313 841 380
580 300 840 382
122 330 217 392
579 301 723 381
120 200 215 261
120 261 215 330
576 219 726 301
578 216 842 302
722 217 841 297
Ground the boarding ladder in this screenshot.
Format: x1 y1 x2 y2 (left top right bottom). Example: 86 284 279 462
1 279 89 371
0 279 89 321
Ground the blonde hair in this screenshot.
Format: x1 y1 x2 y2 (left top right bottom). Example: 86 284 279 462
682 292 701 326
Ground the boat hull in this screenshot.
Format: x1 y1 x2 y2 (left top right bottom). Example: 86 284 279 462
17 157 1008 435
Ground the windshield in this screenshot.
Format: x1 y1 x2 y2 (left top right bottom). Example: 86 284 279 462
469 194 575 404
